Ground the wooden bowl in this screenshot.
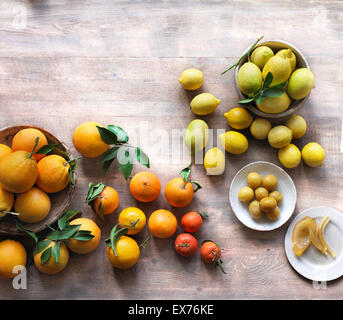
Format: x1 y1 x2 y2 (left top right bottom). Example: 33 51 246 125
234 40 311 122
0 125 76 236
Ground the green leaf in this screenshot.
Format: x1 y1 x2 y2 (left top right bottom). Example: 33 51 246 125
102 159 115 175
98 201 104 220
180 162 192 182
135 147 150 168
86 182 105 204
264 87 285 98
270 81 287 89
34 240 51 255
72 230 95 241
35 144 56 155
29 136 40 158
107 125 129 143
51 146 70 160
46 224 81 241
41 247 52 265
190 180 203 192
255 94 265 105
98 146 120 163
96 126 118 145
52 242 60 263
238 98 255 104
119 149 133 180
262 72 273 89
57 210 81 230
16 221 38 243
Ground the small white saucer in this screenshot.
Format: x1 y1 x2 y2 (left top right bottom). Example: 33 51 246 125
229 161 297 231
285 206 343 282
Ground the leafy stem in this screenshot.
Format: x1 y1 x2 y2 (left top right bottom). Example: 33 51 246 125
29 136 40 158
221 35 264 75
180 162 203 192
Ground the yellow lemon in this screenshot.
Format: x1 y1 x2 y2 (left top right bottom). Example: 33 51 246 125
118 207 146 235
250 118 272 140
268 125 293 149
219 131 248 155
250 46 274 70
287 68 314 100
204 147 225 175
256 92 291 114
237 62 262 97
224 107 253 130
262 55 292 86
179 68 204 90
276 49 296 72
301 142 325 167
106 236 140 269
278 144 301 169
285 114 307 139
190 93 221 115
0 185 14 219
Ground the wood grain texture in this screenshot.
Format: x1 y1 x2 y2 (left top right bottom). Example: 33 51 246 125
0 0 342 299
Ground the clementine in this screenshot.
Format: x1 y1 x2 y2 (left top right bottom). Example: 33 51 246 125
0 240 27 279
148 209 177 238
12 128 48 161
14 187 51 223
0 185 14 219
165 177 194 207
36 154 70 193
129 171 161 203
118 207 146 235
93 186 119 216
66 218 101 254
0 144 11 160
72 122 109 158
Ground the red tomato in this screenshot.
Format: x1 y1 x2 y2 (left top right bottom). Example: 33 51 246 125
175 233 198 257
181 211 207 233
200 240 226 273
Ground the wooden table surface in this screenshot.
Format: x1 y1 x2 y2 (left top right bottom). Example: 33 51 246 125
0 0 343 300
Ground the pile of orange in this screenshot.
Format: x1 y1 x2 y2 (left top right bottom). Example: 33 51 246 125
0 127 72 224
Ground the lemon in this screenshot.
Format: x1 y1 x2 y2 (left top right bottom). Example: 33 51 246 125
301 142 325 167
250 118 272 140
184 119 209 154
256 92 291 114
179 68 204 90
224 107 253 130
262 55 292 86
237 62 262 97
268 125 293 149
219 131 248 155
250 46 274 70
204 147 225 175
285 114 307 139
278 144 301 168
190 93 221 115
276 49 296 72
287 68 314 100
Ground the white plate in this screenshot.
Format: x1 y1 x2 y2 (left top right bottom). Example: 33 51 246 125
285 206 343 282
229 161 297 231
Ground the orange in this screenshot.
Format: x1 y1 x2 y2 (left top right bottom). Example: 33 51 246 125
12 128 48 161
118 207 146 235
0 151 37 193
36 155 70 193
165 177 194 207
0 144 11 160
14 187 51 223
93 186 119 215
0 185 14 219
106 236 140 269
0 240 27 279
129 171 161 203
66 218 101 254
148 209 177 239
72 122 109 158
34 240 69 275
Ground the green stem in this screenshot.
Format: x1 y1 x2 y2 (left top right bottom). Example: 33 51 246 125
29 136 40 159
63 157 81 166
176 243 190 248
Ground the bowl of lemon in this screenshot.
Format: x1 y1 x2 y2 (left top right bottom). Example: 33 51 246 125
0 125 76 235
233 38 313 120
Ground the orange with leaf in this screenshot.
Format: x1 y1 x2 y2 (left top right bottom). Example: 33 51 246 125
165 163 202 207
200 240 226 274
86 182 119 218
